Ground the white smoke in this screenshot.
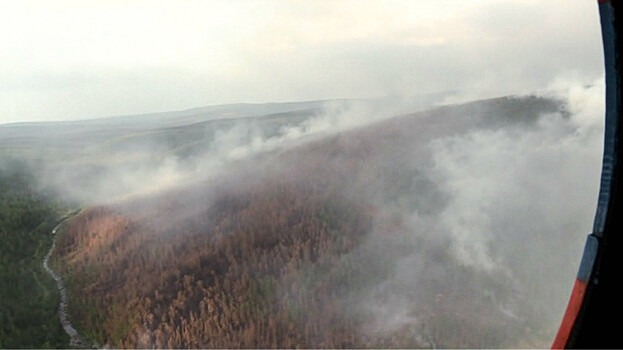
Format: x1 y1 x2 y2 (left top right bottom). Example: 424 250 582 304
432 78 603 273
45 96 445 205
31 78 605 347
358 78 605 346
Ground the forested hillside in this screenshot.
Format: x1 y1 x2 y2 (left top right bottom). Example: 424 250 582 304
51 96 572 348
0 160 69 348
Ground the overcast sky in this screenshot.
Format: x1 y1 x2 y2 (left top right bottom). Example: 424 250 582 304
0 0 604 124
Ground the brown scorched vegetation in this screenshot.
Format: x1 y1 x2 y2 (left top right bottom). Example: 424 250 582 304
51 96 563 348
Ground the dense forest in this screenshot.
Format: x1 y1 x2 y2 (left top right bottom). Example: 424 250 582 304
0 160 69 348
50 96 568 348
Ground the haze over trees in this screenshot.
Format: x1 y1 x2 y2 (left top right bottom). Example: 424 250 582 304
1 94 598 348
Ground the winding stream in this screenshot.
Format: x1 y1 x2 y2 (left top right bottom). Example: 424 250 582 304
42 218 89 348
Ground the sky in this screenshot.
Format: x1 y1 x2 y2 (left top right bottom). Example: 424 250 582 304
0 0 604 124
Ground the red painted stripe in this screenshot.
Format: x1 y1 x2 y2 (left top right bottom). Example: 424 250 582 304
598 0 610 4
551 279 588 349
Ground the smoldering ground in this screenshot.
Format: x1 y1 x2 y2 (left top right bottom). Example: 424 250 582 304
17 81 604 347
185 82 602 347
310 82 604 347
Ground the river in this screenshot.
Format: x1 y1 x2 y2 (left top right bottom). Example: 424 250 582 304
42 217 90 348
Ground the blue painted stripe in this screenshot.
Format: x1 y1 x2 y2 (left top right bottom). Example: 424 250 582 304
592 1 619 235
577 235 599 283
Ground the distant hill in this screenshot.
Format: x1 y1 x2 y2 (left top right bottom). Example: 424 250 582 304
0 92 451 161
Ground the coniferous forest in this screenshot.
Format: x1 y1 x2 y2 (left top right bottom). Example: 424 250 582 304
0 160 69 348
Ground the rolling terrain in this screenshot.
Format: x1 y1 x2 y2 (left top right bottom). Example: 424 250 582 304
12 94 592 348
